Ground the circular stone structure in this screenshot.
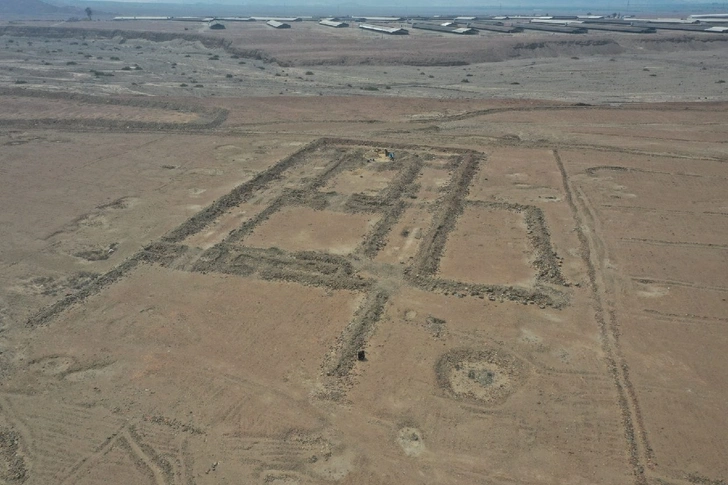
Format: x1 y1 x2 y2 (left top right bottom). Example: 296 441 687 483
435 347 527 405
397 427 425 457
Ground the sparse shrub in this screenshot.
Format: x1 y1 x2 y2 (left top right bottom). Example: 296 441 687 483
226 73 233 78
180 83 188 87
510 81 520 85
66 61 77 65
461 79 469 83
194 84 203 88
571 56 579 60
231 55 240 59
717 80 726 84
385 85 391 89
428 75 434 78
466 73 473 77
305 71 314 75
110 56 120 60
14 80 27 84
362 86 379 91
238 61 246 64
121 66 132 71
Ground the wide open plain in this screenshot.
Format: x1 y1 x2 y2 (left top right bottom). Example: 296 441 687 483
0 20 727 485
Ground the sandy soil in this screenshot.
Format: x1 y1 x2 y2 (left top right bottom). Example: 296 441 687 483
438 206 533 286
375 206 433 265
1 22 727 103
244 206 381 255
0 21 727 485
0 96 198 123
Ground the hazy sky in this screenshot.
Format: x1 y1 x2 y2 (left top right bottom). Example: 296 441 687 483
70 0 712 3
83 0 471 2
58 0 719 8
54 0 723 17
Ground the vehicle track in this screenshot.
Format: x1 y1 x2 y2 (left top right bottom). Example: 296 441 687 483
554 148 651 485
0 88 228 131
619 238 728 250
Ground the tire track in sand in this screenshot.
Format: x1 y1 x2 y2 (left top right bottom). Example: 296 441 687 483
553 148 650 485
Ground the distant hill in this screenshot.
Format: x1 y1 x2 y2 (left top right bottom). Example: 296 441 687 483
0 0 81 16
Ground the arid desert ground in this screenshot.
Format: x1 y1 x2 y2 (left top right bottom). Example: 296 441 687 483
0 20 727 485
